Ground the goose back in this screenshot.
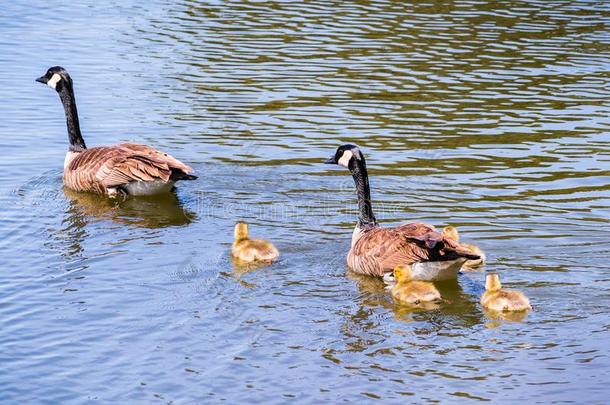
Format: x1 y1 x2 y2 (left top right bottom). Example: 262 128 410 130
347 222 480 277
64 143 194 195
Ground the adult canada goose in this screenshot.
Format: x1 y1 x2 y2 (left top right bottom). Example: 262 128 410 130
232 222 279 263
442 226 486 270
481 273 531 312
325 144 480 281
36 66 196 196
390 265 441 304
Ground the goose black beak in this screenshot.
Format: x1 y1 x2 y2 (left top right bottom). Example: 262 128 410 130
35 76 47 84
324 156 336 164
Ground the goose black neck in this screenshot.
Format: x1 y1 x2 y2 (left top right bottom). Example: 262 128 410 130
58 82 86 151
349 156 377 228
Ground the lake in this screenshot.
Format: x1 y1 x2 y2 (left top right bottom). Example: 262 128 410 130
1 0 609 402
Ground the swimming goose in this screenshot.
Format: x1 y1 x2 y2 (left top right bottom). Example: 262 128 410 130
481 273 531 312
36 66 196 196
324 144 480 281
390 265 441 304
442 226 486 270
232 222 279 263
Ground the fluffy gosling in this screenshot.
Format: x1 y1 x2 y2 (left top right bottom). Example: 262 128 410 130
232 222 279 263
443 226 486 270
391 265 441 304
481 273 531 312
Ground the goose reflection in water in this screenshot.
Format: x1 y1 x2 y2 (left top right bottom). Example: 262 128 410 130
49 188 197 262
63 187 196 229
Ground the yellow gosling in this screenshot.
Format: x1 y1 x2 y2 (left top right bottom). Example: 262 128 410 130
232 222 279 263
443 226 486 270
481 273 531 312
391 265 441 305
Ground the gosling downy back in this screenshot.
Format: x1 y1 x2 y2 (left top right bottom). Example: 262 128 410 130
481 273 531 312
391 265 441 304
232 222 279 263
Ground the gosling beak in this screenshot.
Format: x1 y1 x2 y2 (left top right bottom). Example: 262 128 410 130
324 156 335 164
35 76 47 84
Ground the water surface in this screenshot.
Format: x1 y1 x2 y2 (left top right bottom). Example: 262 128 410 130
1 0 609 402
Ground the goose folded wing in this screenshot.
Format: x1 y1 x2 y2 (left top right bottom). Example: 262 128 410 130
352 223 436 270
354 222 478 272
392 222 481 261
117 143 194 174
96 154 172 188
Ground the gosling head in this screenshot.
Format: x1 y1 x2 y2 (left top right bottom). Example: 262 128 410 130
324 144 364 168
36 66 72 92
393 265 414 283
485 273 502 292
234 221 249 241
443 225 460 241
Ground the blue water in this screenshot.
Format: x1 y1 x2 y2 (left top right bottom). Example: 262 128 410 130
1 1 609 402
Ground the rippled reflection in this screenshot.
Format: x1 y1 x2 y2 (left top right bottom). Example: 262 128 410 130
63 188 196 229
1 0 609 402
231 257 274 276
349 271 484 325
483 308 530 325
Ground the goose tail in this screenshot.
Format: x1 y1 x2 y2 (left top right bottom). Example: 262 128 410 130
442 240 481 261
170 169 198 181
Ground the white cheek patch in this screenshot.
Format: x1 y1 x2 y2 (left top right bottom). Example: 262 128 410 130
338 150 353 167
47 73 61 89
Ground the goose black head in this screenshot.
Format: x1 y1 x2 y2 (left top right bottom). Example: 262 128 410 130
324 144 363 168
36 66 72 92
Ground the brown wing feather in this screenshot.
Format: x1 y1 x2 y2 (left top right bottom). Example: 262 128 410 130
117 143 194 174
64 147 116 193
99 155 171 188
348 222 481 276
64 145 186 193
